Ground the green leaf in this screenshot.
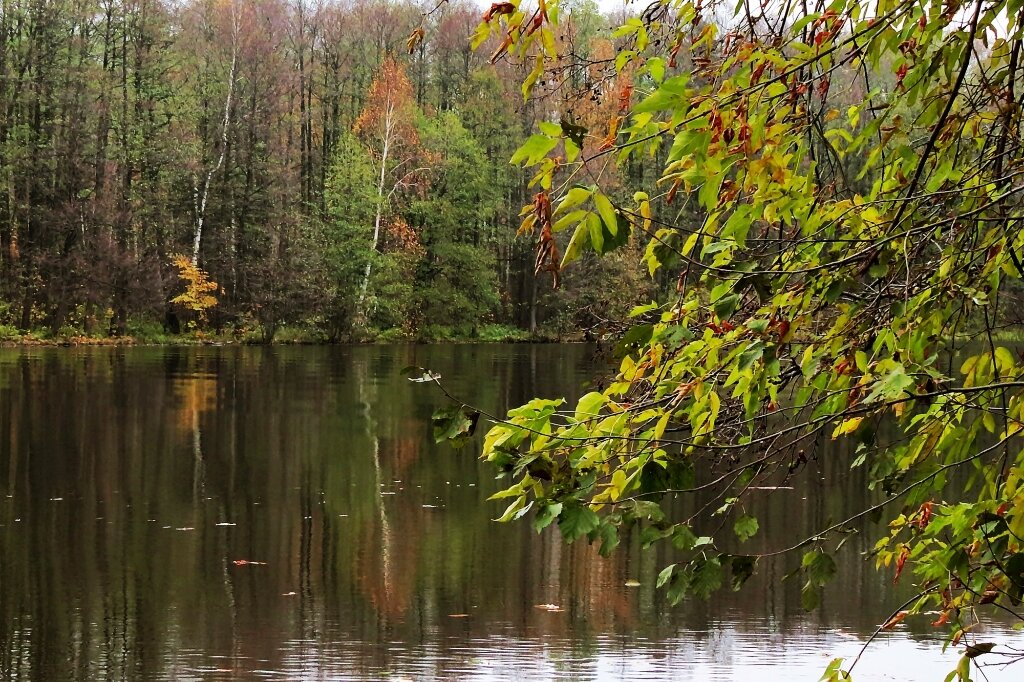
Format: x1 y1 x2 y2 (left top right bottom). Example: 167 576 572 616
819 658 846 682
431 405 480 448
592 519 620 556
510 134 559 166
866 365 916 403
574 391 606 420
714 293 741 320
588 211 604 253
730 555 757 590
552 209 589 233
561 221 591 267
801 581 821 611
558 503 600 542
496 496 529 523
672 524 698 550
560 118 587 148
690 556 723 599
633 74 689 113
533 501 562 532
554 186 593 215
593 192 619 237
657 563 677 588
629 301 659 317
648 56 665 83
803 549 837 586
734 515 759 542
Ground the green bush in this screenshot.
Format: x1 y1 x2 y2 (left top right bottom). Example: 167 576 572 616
374 326 412 342
476 324 531 342
126 318 171 344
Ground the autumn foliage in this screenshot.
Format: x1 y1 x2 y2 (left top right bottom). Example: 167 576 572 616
169 254 218 324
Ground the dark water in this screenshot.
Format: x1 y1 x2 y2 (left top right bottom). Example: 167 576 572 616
0 345 1016 681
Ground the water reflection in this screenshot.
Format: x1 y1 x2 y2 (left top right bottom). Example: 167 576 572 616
0 345 1016 680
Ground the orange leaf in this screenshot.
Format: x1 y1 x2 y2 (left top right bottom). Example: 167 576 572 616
893 545 910 584
881 610 908 630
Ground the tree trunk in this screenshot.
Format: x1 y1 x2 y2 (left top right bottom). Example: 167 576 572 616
357 100 394 311
192 5 238 266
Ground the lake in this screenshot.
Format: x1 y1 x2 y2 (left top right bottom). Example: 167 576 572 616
0 345 1016 681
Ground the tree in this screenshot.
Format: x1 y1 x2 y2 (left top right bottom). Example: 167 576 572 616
188 0 239 267
323 129 378 339
353 56 425 316
444 0 1024 677
408 111 500 337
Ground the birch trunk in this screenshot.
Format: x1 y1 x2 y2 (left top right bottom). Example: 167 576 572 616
192 5 238 266
357 99 395 310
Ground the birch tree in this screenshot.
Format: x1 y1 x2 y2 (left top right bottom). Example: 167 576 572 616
190 0 238 266
352 57 423 311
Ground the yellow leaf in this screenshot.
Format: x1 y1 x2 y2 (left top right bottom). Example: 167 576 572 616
609 469 627 502
831 417 863 440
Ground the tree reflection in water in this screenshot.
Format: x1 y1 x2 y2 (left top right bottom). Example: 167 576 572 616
0 345 1015 680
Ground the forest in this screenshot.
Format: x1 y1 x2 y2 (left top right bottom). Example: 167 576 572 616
0 0 651 343
5 0 1024 677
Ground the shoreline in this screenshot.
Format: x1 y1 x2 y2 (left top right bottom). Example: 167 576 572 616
0 333 587 348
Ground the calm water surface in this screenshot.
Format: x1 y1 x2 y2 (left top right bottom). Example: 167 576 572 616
0 344 1018 681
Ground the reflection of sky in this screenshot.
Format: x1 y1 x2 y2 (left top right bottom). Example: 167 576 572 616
165 627 1022 681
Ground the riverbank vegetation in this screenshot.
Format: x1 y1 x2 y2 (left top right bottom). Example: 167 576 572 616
425 0 1024 679
0 0 653 344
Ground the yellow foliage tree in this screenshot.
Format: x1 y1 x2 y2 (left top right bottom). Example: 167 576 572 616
169 253 218 326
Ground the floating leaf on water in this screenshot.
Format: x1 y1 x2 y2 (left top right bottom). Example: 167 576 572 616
624 579 641 587
175 527 195 531
447 613 470 618
281 591 297 596
533 603 563 612
232 560 267 566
